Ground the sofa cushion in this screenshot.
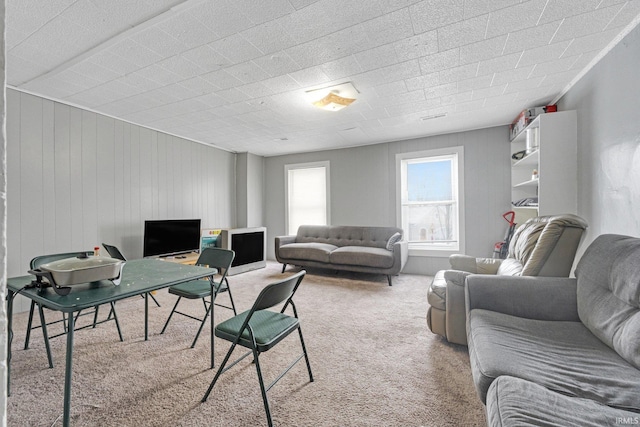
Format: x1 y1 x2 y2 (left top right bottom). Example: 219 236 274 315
487 376 640 427
296 225 401 249
277 242 338 263
329 246 394 268
575 234 640 370
467 308 640 411
495 258 523 276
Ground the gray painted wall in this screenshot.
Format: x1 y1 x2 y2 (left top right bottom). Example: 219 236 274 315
236 152 264 229
6 89 237 312
557 23 640 257
264 126 512 275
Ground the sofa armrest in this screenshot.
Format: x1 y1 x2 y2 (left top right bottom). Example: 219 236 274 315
465 275 579 321
392 240 409 272
275 235 296 248
449 255 503 274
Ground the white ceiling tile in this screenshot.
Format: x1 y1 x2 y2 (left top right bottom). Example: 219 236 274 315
538 0 603 25
262 75 303 93
477 52 522 77
131 26 188 57
208 33 264 64
463 0 522 19
109 39 163 69
551 5 626 43
529 56 578 77
201 70 244 90
424 82 458 99
438 14 489 51
252 53 302 77
361 8 414 47
485 0 548 39
605 0 640 30
419 49 459 74
156 12 220 48
234 0 297 24
241 21 298 55
409 0 464 34
457 75 493 91
187 0 254 39
502 21 563 55
288 67 331 87
491 65 536 86
374 81 408 97
319 55 364 80
439 63 478 84
472 84 507 100
517 41 572 67
355 44 401 72
7 0 640 156
405 73 440 91
502 76 546 93
393 30 439 61
182 45 231 72
459 35 509 65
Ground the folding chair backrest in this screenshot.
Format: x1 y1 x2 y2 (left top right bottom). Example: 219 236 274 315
252 270 306 312
102 243 126 261
31 251 94 269
196 248 235 281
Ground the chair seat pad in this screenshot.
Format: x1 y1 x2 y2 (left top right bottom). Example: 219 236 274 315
487 376 640 427
468 309 640 411
216 310 299 352
169 279 224 299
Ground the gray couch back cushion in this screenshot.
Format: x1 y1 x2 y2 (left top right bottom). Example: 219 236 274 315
296 225 403 249
575 234 640 369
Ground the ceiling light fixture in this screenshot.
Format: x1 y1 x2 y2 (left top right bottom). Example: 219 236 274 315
305 82 358 111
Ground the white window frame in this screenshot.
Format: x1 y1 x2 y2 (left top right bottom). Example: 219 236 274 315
396 146 465 257
285 161 331 235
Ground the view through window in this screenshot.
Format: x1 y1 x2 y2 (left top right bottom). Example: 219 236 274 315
285 162 330 235
397 147 464 254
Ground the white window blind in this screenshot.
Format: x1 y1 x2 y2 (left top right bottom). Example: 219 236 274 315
286 162 329 235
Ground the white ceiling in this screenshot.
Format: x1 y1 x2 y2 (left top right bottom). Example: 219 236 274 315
7 0 640 156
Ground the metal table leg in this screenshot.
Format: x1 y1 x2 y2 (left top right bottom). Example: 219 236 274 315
210 283 215 369
144 292 149 340
63 311 75 427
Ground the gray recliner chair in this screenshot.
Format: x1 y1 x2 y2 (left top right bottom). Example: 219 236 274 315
426 214 588 345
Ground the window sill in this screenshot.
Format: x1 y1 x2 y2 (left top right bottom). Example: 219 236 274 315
408 247 459 258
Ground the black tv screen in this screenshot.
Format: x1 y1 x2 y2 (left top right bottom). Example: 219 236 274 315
143 219 201 257
231 231 264 267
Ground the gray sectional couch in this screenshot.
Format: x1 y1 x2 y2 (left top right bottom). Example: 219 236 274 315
465 234 640 426
275 225 408 285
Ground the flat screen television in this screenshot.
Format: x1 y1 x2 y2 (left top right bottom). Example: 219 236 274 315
143 219 201 257
219 227 267 275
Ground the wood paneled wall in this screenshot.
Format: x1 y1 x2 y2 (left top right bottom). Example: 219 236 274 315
7 89 236 310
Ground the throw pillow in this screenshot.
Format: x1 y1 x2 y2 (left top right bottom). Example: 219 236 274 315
386 232 402 250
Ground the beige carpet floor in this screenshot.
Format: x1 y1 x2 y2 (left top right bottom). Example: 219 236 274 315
7 262 486 426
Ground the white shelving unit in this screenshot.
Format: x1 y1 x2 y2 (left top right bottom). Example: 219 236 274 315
510 110 577 222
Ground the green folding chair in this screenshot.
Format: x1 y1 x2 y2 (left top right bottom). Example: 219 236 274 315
160 247 236 362
201 270 314 427
25 251 124 368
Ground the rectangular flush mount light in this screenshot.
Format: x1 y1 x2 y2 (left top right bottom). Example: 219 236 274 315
305 82 358 111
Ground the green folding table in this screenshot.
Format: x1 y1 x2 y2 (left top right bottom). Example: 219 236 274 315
6 258 217 427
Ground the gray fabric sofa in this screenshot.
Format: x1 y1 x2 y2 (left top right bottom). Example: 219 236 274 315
427 214 587 345
275 225 408 286
466 234 640 426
